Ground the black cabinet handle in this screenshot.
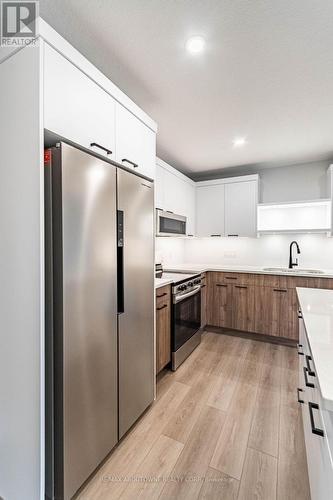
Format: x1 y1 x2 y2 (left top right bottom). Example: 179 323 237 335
90 142 112 155
227 234 239 237
303 367 315 388
297 343 304 356
157 304 167 311
306 355 316 376
273 288 287 292
122 158 138 168
201 284 206 288
309 402 324 436
225 277 237 280
235 285 248 289
157 292 167 298
210 234 221 237
297 388 304 404
216 283 227 287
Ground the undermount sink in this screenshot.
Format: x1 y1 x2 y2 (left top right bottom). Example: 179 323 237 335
263 267 324 275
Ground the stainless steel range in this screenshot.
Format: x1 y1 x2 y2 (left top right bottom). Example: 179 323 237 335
170 274 202 370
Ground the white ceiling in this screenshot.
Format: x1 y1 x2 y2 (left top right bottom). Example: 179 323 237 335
40 0 333 177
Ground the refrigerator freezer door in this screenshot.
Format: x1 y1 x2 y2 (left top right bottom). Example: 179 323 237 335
54 143 118 500
117 168 155 438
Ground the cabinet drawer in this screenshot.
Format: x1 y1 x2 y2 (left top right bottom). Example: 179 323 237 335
156 285 171 308
285 276 310 289
322 408 333 463
302 397 333 500
253 274 284 288
307 277 333 290
211 272 254 286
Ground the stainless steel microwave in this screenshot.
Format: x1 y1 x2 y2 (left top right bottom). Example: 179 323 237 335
156 209 187 236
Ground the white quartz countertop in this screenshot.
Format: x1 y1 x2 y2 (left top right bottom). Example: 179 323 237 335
297 287 333 410
164 263 333 278
155 277 173 289
155 271 200 289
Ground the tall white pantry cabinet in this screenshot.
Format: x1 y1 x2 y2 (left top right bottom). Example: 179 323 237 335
0 19 157 500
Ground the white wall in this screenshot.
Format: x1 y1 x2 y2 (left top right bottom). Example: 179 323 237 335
195 160 330 203
259 161 329 203
0 46 43 500
155 237 186 265
183 234 333 269
155 161 333 268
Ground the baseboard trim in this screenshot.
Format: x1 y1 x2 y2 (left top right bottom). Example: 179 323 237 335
205 325 297 347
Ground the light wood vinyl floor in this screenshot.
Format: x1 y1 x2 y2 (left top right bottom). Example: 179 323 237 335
77 331 311 500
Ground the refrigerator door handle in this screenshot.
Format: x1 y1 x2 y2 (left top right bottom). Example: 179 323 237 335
117 210 125 314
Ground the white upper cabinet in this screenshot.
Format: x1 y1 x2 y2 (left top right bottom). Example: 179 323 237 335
155 165 165 210
115 103 156 179
257 199 331 234
44 41 156 176
44 44 116 159
196 175 259 237
225 180 258 237
155 160 196 236
196 184 225 237
182 181 196 236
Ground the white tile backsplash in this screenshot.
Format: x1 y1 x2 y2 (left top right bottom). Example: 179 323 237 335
155 237 186 265
156 234 333 269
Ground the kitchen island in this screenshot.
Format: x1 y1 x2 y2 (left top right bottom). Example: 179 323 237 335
297 287 333 500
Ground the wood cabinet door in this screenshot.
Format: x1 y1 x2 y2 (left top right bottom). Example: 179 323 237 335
254 286 280 336
212 283 233 328
201 276 207 328
232 285 255 332
156 302 171 373
280 288 299 340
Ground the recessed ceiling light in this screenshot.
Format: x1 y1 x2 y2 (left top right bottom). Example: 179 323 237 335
186 36 205 54
233 137 247 148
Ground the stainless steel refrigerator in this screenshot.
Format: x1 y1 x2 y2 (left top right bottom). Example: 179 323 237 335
45 142 154 500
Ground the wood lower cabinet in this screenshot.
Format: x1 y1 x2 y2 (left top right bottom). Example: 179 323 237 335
156 285 171 374
208 273 253 332
279 288 296 339
208 280 233 329
201 273 207 328
233 284 255 332
207 272 333 342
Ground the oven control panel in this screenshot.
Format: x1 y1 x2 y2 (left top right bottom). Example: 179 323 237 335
173 275 201 296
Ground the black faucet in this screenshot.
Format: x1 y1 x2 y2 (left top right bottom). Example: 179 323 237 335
289 241 301 269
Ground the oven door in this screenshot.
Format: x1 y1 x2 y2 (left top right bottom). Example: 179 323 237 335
172 287 201 352
156 210 186 236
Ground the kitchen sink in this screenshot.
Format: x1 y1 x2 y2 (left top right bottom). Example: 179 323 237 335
263 267 324 275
